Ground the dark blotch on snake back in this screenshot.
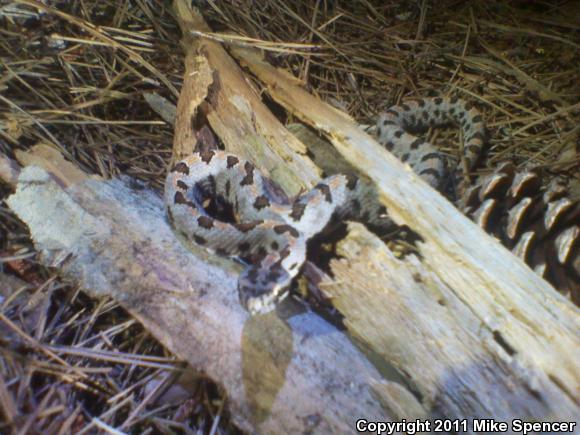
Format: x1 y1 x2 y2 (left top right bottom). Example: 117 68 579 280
253 195 271 210
200 149 215 164
235 220 263 233
198 216 215 229
174 191 188 205
410 138 423 149
172 162 190 175
346 174 358 190
290 202 307 221
257 246 268 258
250 250 267 265
274 224 299 238
226 155 239 168
315 183 333 203
193 234 207 245
240 161 254 186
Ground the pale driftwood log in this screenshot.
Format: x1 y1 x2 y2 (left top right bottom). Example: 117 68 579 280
225 46 580 417
289 125 580 421
2 150 405 434
330 224 579 420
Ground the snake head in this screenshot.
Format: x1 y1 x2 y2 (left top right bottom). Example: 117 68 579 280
238 264 292 315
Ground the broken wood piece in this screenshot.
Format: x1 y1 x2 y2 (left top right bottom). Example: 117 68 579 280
173 0 322 197
229 45 580 404
2 151 399 433
328 223 579 420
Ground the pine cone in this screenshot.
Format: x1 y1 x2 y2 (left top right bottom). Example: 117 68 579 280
459 163 579 304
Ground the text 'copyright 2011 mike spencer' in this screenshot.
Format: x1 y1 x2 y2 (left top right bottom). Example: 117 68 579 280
355 418 577 434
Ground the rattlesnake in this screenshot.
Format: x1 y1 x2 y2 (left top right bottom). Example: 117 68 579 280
165 97 486 314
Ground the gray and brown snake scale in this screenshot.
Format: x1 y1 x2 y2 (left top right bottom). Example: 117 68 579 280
165 96 486 314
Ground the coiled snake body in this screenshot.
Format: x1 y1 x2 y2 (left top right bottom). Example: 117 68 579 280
165 97 486 314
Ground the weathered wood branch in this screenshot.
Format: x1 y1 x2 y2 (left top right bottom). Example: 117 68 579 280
288 126 580 419
2 148 399 433
329 223 579 419
172 0 321 196
228 46 579 403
